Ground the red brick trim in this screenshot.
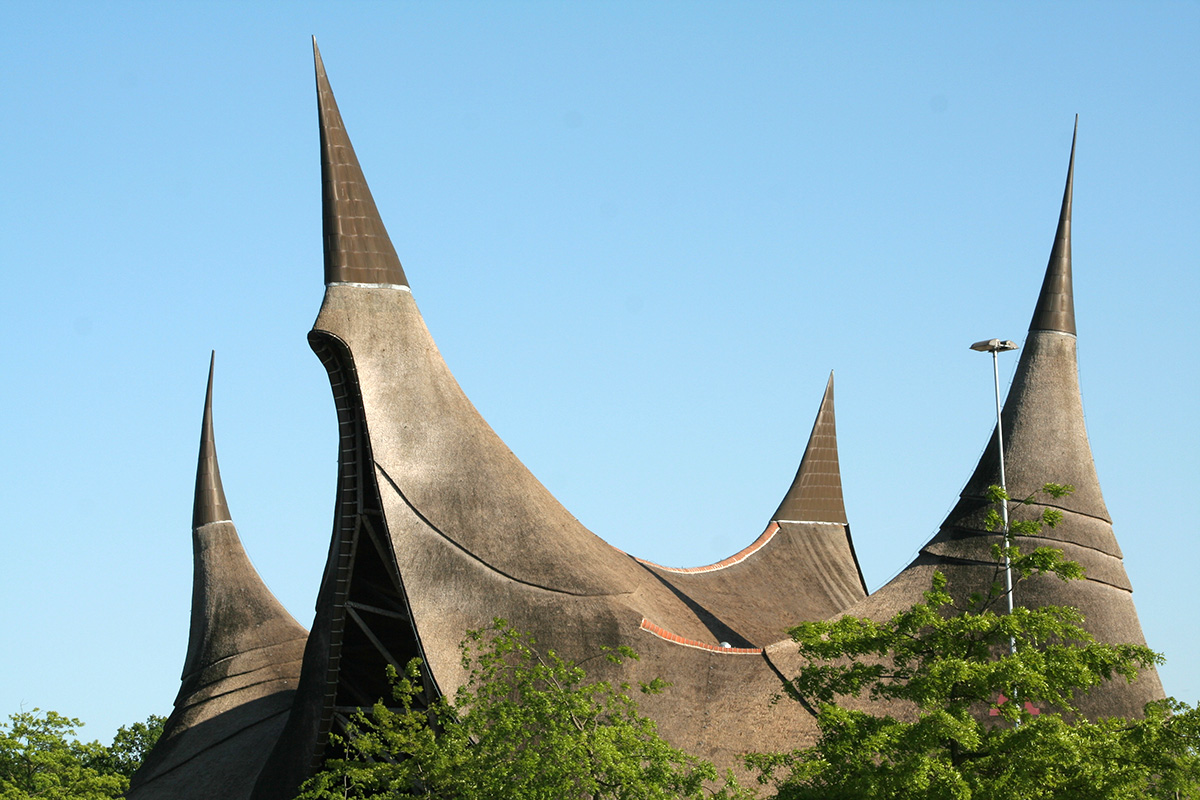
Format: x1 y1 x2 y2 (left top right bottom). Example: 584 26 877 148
638 618 763 654
632 521 780 574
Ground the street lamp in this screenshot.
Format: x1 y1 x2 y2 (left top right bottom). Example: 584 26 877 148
970 338 1019 655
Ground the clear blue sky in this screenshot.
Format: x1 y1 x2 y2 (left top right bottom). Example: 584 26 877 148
2 2 1196 743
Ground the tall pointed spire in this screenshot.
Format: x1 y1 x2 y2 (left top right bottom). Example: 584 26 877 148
848 121 1163 721
959 117 1104 520
128 358 309 800
772 372 848 524
1029 116 1077 335
181 354 307 687
313 38 408 288
193 352 231 529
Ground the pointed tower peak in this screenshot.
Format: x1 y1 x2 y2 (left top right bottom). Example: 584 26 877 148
314 40 409 288
194 352 232 529
772 372 848 524
1029 118 1077 335
953 116 1109 523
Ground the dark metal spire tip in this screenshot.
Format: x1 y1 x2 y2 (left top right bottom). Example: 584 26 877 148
1028 119 1077 335
194 352 232 529
314 41 409 288
312 36 325 77
771 373 847 525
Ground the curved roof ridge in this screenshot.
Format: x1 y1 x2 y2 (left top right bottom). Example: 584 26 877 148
631 521 782 574
638 618 764 654
377 462 638 596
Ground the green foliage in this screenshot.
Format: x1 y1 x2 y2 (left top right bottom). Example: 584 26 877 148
297 620 750 800
89 714 166 780
750 484 1200 799
754 698 1200 800
977 482 1082 611
0 709 163 800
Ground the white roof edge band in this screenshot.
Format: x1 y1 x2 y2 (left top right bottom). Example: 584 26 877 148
327 282 411 291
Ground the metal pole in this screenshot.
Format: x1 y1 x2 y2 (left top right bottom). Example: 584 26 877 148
993 350 1015 657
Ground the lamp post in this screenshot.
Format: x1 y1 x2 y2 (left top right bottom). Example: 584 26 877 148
970 338 1019 655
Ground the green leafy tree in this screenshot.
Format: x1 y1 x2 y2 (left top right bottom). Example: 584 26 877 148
0 709 164 800
89 714 166 780
749 484 1200 799
297 621 750 800
1 710 120 800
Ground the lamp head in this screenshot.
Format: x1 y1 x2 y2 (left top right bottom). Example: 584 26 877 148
970 338 1019 353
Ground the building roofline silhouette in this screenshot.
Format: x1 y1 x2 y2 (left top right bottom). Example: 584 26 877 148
128 46 1160 800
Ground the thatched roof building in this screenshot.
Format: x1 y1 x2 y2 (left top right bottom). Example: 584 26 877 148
128 43 1161 800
